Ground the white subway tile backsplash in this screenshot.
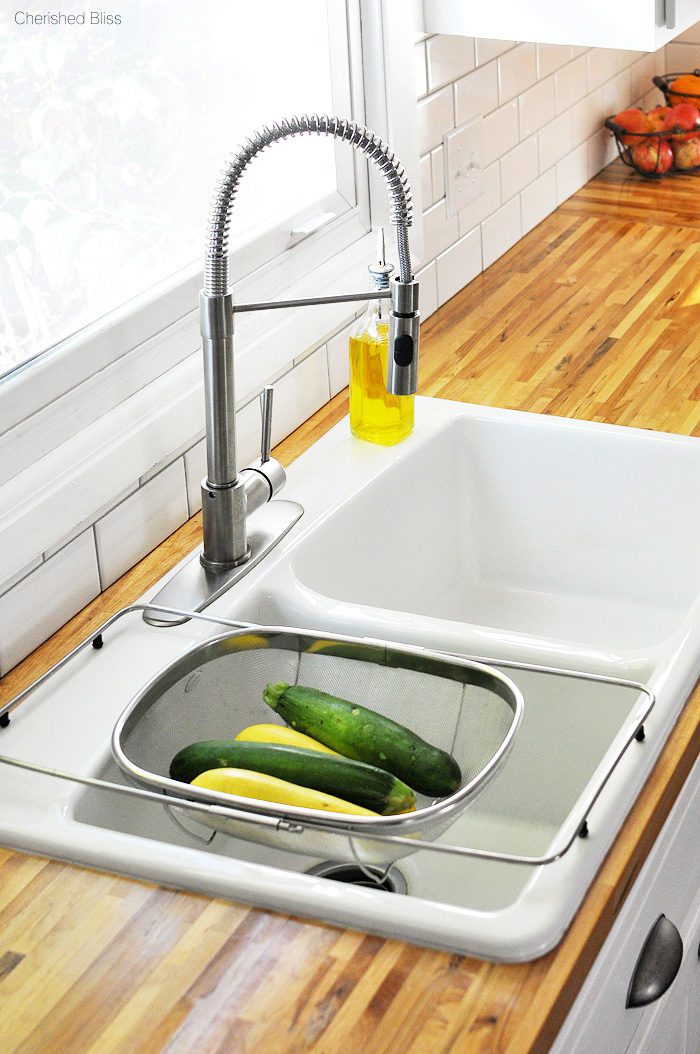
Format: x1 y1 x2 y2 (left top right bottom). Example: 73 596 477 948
426 35 475 92
182 393 272 516
417 87 455 155
420 153 433 207
556 142 590 205
416 260 438 321
555 55 589 113
630 53 658 102
521 168 557 234
422 198 460 262
236 396 264 469
184 439 206 516
588 128 618 179
570 89 605 146
327 323 353 397
677 23 700 43
538 110 574 172
483 101 519 167
500 136 539 202
498 43 537 104
587 49 619 92
95 460 188 588
454 62 500 125
481 197 522 269
415 41 428 99
268 348 331 450
537 44 572 79
475 39 515 65
431 144 446 202
616 50 643 72
666 41 700 72
602 70 633 118
436 227 482 306
519 77 556 139
0 555 43 600
458 161 501 237
0 531 99 675
41 480 141 562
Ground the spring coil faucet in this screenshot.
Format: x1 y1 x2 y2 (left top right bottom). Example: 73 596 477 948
146 114 419 625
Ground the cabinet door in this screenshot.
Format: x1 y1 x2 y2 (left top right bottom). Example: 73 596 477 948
550 750 700 1054
422 0 700 52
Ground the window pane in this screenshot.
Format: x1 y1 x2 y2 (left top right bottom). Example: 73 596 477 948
0 1 343 376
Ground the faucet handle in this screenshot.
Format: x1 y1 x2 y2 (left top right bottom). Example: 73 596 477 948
260 385 274 464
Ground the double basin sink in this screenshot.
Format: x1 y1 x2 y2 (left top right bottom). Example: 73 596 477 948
1 397 699 961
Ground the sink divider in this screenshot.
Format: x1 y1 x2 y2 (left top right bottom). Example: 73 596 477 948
0 603 655 870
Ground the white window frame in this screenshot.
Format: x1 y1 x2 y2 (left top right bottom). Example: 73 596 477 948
0 0 421 588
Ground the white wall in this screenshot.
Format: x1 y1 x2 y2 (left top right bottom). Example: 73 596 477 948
2 27 699 676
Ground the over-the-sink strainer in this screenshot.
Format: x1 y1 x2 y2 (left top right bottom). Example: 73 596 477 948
112 625 523 864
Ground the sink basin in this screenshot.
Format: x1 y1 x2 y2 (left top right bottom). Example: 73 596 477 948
263 408 700 667
1 398 698 962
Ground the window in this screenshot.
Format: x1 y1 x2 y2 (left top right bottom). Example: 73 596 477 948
1 0 365 379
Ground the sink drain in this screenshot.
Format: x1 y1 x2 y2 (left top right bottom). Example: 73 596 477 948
306 861 407 894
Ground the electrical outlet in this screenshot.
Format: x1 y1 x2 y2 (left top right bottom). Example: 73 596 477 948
444 116 483 217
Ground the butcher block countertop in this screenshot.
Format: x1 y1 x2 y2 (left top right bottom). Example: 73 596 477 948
1 160 699 1054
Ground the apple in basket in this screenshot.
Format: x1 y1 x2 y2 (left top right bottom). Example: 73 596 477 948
630 139 673 175
647 106 670 132
672 136 700 169
663 103 700 140
613 108 651 144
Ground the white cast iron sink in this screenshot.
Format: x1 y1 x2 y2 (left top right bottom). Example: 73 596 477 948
0 398 698 962
260 407 700 669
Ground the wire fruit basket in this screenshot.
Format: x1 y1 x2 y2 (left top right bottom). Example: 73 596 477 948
604 118 674 178
112 625 523 865
606 70 700 177
653 70 700 106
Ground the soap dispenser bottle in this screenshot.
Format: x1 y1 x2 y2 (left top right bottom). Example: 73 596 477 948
349 230 414 445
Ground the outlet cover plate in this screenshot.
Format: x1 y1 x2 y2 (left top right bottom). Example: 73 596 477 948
444 116 483 217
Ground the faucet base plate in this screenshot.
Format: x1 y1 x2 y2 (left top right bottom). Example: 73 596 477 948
142 500 304 626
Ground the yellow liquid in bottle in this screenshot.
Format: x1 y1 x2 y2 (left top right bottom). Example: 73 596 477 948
349 321 414 445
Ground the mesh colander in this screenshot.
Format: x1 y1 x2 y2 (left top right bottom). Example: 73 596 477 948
112 626 523 864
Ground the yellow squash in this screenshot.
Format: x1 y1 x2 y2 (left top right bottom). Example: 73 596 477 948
191 767 378 816
235 722 338 755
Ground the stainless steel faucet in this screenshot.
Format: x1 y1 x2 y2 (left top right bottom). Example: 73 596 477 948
145 114 419 626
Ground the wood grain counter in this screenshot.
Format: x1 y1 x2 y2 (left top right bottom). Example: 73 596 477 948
1 160 699 1053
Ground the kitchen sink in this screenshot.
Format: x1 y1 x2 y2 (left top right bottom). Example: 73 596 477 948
258 407 700 670
1 398 698 961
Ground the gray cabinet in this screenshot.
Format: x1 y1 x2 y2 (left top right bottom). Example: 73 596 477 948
551 748 700 1054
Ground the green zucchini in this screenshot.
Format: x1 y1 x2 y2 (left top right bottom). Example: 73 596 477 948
168 739 415 815
263 683 461 797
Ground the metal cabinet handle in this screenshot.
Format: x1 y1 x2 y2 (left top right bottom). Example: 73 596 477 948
626 914 683 1008
657 0 677 28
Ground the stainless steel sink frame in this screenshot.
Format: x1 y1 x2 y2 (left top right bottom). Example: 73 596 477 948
0 604 654 871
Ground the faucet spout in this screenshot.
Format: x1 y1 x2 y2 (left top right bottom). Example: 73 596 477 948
204 114 415 295
144 115 419 624
200 114 420 572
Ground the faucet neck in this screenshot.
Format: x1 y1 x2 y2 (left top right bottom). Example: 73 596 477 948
204 114 414 297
